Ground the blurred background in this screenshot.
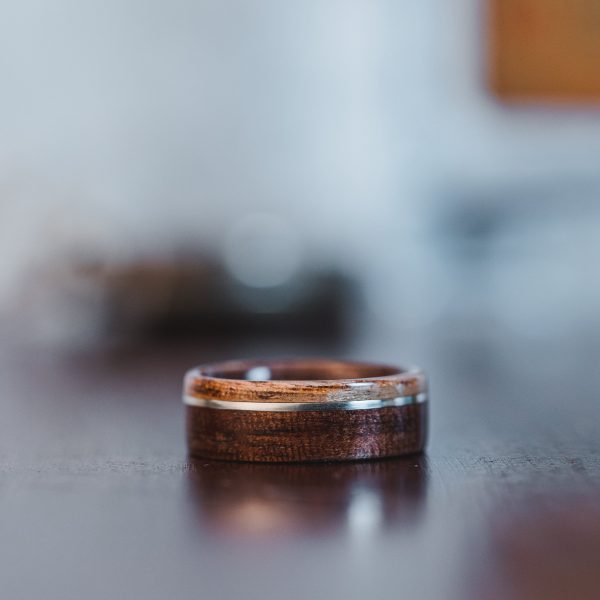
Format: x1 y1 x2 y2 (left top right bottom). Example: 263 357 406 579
2 0 600 356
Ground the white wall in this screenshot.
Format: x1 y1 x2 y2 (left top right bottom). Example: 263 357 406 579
1 0 600 337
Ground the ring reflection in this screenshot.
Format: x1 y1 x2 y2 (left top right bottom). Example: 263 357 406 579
186 456 427 539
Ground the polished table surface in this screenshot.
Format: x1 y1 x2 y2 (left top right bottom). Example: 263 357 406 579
1 330 599 600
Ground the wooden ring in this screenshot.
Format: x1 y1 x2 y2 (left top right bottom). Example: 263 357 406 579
183 358 428 462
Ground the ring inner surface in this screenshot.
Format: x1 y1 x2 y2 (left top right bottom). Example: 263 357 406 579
203 361 401 382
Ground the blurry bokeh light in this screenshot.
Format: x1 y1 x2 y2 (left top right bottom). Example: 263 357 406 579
223 213 303 289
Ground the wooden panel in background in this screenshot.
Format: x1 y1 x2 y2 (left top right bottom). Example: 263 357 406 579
489 0 600 101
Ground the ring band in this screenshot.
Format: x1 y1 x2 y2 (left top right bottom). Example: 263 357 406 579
183 358 428 462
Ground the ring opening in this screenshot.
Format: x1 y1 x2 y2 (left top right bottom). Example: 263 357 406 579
202 360 401 382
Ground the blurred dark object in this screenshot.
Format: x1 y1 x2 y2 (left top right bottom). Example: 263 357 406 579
489 0 600 102
94 256 355 343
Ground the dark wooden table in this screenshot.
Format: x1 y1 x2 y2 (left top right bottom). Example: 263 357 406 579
1 329 599 599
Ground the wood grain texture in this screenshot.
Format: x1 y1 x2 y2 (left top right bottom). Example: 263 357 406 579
186 403 427 462
184 358 426 402
184 358 427 462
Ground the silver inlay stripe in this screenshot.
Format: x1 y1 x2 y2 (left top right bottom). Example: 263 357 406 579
183 393 427 412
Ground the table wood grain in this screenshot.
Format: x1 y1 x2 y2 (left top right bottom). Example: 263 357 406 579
1 331 599 600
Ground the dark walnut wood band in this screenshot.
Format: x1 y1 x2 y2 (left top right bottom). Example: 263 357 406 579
183 359 428 462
